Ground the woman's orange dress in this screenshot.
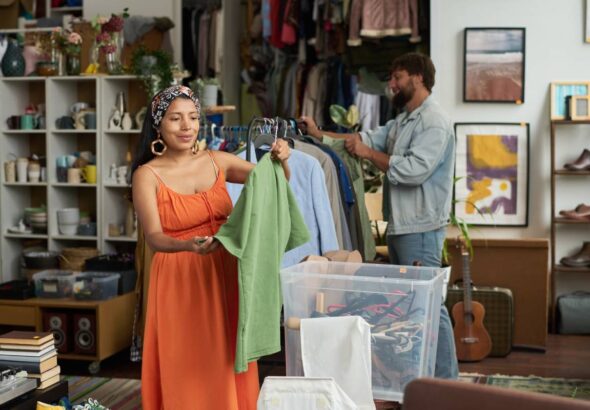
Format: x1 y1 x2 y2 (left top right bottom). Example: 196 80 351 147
141 153 259 409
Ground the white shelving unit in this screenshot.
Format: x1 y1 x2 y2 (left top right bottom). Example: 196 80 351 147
0 75 144 282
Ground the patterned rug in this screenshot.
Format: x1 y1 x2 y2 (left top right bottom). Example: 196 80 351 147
459 373 590 400
63 376 141 409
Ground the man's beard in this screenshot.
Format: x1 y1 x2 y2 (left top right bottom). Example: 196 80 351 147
392 84 415 110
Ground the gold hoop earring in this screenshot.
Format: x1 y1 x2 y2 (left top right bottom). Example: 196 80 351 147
192 139 200 155
151 136 167 156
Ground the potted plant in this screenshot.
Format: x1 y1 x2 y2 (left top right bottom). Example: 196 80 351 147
130 46 174 100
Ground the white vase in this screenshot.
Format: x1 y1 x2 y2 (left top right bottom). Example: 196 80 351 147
121 112 133 131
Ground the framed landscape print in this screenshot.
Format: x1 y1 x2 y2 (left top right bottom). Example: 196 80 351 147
463 28 526 103
454 123 529 227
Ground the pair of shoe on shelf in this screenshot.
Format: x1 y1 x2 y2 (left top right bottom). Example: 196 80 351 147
560 241 590 267
564 148 590 170
559 203 590 221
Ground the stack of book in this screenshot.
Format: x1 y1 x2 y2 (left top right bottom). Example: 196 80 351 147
0 331 60 389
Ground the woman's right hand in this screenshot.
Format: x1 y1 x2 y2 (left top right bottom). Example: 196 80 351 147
298 116 322 139
187 236 220 254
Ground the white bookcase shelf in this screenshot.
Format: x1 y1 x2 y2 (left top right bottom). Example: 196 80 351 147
0 75 145 281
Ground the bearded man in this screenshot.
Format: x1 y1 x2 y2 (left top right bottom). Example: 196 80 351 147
300 52 458 379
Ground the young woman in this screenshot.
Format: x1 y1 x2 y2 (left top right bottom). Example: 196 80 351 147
131 85 290 409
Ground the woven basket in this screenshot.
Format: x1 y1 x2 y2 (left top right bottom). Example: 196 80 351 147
59 247 99 271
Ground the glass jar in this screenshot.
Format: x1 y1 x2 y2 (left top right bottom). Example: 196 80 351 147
66 54 81 76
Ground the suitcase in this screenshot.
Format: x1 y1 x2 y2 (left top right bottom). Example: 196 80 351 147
445 285 514 357
557 291 590 334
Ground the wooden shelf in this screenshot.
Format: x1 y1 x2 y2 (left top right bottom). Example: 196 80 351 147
205 105 236 115
554 169 590 175
50 129 96 133
551 119 590 125
3 182 48 187
104 129 141 134
103 183 130 188
553 265 590 273
105 236 137 242
553 217 590 224
2 129 46 134
52 235 97 241
50 6 82 12
4 233 48 239
58 353 98 361
0 293 135 363
52 182 96 188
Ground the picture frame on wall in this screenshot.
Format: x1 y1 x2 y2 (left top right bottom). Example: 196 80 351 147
550 81 590 120
463 27 526 103
570 95 590 120
454 123 530 227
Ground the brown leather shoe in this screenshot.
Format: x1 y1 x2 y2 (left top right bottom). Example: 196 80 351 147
560 242 590 267
564 148 590 171
559 203 590 220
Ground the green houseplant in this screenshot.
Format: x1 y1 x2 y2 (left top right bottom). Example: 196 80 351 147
130 46 174 100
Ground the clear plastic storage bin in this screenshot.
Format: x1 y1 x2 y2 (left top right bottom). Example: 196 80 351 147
73 272 120 300
280 261 448 402
33 270 78 298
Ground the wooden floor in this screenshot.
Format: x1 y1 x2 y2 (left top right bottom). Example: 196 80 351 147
60 334 590 381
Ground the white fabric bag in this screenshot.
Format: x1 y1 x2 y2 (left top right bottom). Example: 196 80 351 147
257 376 358 410
300 316 376 410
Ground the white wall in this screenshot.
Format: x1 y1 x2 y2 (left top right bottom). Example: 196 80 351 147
84 0 182 64
431 0 590 295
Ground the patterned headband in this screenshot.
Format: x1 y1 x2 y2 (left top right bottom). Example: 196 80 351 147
151 85 201 128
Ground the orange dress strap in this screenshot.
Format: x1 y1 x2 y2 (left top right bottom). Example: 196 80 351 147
206 150 220 178
141 164 166 185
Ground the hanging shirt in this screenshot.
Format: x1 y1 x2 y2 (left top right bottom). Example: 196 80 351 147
227 146 340 267
215 155 310 373
323 136 376 261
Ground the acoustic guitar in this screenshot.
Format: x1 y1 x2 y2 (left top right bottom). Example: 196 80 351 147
451 240 492 362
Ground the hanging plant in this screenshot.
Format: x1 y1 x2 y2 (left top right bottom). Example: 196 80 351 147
130 46 174 101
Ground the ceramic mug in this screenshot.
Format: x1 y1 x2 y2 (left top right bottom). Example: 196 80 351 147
21 114 38 130
56 116 74 130
84 112 97 130
4 161 16 183
56 166 68 182
108 223 121 237
16 158 28 183
67 167 82 184
81 165 97 184
27 162 40 182
6 115 21 130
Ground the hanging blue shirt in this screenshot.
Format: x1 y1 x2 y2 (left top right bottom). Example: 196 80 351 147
227 145 339 267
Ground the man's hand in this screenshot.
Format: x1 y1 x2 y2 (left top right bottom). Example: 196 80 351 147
298 116 322 139
345 134 371 159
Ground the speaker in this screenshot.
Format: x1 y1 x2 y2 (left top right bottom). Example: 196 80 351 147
42 310 71 353
73 312 96 355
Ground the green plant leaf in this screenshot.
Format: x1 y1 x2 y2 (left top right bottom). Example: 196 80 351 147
329 104 348 128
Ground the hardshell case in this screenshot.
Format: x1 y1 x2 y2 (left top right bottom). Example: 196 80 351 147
445 285 514 357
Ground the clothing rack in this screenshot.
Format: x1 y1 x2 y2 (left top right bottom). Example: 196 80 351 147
246 116 295 162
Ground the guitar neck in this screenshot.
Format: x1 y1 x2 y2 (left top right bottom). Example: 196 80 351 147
462 249 473 314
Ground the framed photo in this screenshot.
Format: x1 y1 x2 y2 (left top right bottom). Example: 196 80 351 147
570 95 590 120
463 28 526 103
454 123 529 227
550 81 590 120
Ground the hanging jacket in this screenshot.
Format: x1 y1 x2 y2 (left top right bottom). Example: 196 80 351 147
348 0 420 47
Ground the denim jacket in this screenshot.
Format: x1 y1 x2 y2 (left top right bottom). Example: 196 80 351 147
360 96 455 235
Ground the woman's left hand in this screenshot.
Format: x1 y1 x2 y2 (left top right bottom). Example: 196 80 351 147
270 139 290 162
